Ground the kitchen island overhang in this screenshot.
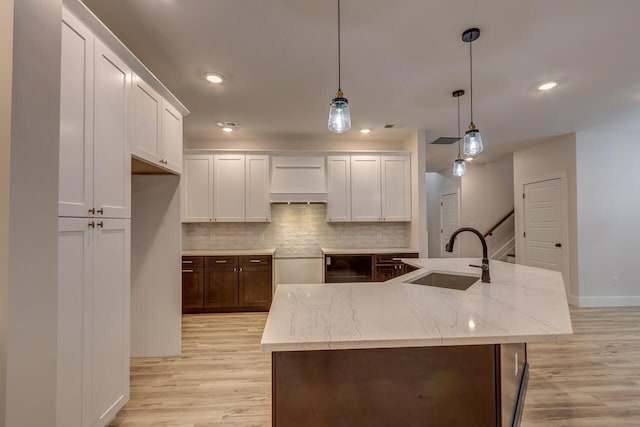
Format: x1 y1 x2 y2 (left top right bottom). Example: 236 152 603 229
262 258 573 427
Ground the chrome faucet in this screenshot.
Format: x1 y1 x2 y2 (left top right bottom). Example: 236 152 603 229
445 227 491 283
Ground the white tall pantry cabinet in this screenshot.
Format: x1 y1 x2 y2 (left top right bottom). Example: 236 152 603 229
58 8 131 427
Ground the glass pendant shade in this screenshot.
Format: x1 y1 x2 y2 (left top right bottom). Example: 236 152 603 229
328 96 351 133
463 128 483 156
453 158 466 177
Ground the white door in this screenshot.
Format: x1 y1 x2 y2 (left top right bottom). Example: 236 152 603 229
351 155 381 221
182 155 213 222
59 10 94 217
92 219 130 426
57 218 93 427
131 75 161 165
245 155 270 222
327 156 351 222
440 192 459 257
160 100 183 174
523 178 563 272
93 39 131 219
213 154 245 222
381 156 411 221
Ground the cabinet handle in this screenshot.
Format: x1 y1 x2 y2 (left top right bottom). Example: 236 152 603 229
182 269 194 273
88 221 95 228
97 221 104 228
250 259 261 263
88 208 95 215
97 208 104 215
240 267 243 272
215 260 227 263
182 260 193 264
233 267 237 272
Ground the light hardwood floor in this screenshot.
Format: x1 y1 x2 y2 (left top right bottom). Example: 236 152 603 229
111 307 640 426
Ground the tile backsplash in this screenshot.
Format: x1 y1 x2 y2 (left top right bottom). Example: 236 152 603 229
182 204 409 258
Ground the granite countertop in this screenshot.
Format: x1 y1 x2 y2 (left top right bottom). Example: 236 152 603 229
321 247 418 255
261 258 573 352
183 249 276 256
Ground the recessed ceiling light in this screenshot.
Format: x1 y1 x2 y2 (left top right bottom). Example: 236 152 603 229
538 82 557 91
205 73 225 84
221 127 234 133
360 129 371 134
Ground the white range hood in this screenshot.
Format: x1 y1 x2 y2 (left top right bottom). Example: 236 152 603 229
270 156 327 203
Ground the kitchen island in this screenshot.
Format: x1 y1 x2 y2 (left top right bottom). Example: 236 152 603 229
261 258 573 427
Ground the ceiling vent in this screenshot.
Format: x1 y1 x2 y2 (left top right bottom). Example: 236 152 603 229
431 137 461 145
383 124 395 129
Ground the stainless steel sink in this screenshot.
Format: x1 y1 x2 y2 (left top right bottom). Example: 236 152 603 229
406 271 479 291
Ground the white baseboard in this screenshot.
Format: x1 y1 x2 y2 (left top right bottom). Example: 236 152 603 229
567 294 579 306
577 295 640 307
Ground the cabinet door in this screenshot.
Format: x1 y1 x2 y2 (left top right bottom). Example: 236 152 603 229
94 39 131 219
213 154 245 222
239 256 272 309
350 156 381 221
57 218 93 427
381 156 411 221
131 75 161 165
327 156 351 222
92 219 130 426
204 257 239 308
182 257 204 310
182 155 213 222
374 264 398 282
245 155 271 222
160 100 183 174
59 10 94 218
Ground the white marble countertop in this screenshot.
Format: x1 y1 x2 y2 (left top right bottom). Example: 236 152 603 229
261 258 573 352
183 249 275 256
321 247 418 255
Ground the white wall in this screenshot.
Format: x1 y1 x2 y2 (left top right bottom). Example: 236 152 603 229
131 175 182 357
513 133 578 303
576 130 640 306
0 0 14 420
426 171 460 257
459 155 514 258
403 130 428 256
6 0 61 425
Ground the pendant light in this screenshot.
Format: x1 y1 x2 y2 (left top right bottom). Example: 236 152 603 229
462 28 483 156
452 90 467 177
328 0 351 133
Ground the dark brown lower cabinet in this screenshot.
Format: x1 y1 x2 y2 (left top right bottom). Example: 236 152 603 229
182 256 204 309
272 343 528 427
182 254 272 313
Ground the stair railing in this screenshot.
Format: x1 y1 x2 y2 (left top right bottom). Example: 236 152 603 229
483 208 515 238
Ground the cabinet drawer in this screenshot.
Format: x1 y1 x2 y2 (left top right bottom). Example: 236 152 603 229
182 256 204 268
375 253 418 264
206 256 239 267
240 255 272 267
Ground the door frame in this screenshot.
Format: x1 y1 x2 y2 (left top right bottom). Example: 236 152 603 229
440 190 460 258
517 173 570 295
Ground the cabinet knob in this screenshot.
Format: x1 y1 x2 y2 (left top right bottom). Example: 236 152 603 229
88 208 95 215
97 208 104 215
97 221 104 228
88 221 95 228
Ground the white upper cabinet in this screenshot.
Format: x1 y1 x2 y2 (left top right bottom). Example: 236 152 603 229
60 10 131 219
245 155 271 222
213 154 246 222
131 75 161 164
350 155 382 221
381 156 411 221
182 155 214 222
326 156 351 222
93 39 131 219
59 10 94 218
131 75 183 174
160 101 183 174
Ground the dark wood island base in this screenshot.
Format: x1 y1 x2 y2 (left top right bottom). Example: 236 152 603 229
272 343 528 427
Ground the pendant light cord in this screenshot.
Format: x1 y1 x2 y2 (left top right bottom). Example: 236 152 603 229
469 39 473 123
337 0 342 92
457 95 461 156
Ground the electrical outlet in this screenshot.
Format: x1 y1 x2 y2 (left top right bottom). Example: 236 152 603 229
612 275 619 287
514 352 519 376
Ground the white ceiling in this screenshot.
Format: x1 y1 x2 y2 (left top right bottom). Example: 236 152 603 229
82 0 640 171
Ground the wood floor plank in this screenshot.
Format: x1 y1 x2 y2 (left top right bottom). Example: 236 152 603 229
111 306 640 426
